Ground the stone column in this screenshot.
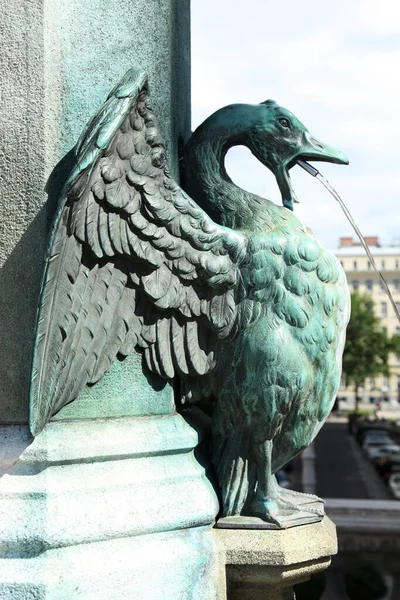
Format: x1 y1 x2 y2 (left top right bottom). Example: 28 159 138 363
0 0 189 424
0 2 223 598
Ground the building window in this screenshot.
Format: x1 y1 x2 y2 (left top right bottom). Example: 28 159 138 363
380 281 385 291
367 260 371 270
395 280 400 292
396 260 400 270
381 301 387 317
365 280 373 291
369 397 376 404
353 260 358 270
381 259 385 269
383 376 390 390
352 281 359 291
383 396 390 402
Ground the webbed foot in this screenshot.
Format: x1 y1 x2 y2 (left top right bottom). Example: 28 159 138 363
276 485 325 516
245 493 323 527
246 439 324 528
246 496 296 527
276 485 324 505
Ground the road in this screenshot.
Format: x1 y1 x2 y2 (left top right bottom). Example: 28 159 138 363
309 420 394 600
314 420 392 500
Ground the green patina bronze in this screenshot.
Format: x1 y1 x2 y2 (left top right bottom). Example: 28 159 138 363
29 68 350 527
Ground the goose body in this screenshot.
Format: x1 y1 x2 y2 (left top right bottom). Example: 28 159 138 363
29 69 350 526
183 101 350 520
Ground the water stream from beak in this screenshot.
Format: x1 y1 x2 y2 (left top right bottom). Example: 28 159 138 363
297 160 400 326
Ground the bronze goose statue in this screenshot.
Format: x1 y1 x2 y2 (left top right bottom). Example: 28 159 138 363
30 68 350 527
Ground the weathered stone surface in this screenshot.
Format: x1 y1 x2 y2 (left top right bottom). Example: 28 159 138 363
0 415 218 554
0 0 47 424
216 517 337 567
215 517 337 600
0 426 32 478
0 528 221 600
0 414 221 598
0 0 190 423
214 517 337 600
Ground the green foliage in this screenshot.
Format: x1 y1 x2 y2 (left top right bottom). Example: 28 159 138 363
342 292 400 408
348 409 374 418
347 410 374 423
344 554 387 600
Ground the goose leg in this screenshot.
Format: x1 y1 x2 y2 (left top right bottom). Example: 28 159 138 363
248 439 290 526
248 440 324 526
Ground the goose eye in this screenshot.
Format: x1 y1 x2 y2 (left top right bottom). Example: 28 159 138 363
279 118 291 129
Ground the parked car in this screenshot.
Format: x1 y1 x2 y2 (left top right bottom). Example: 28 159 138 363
356 424 391 445
388 472 400 499
363 430 392 443
362 434 394 460
375 455 400 480
373 445 400 463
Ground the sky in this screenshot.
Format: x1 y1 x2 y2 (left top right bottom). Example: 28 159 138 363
191 0 400 250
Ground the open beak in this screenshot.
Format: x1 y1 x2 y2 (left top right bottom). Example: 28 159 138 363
296 131 349 166
276 131 349 211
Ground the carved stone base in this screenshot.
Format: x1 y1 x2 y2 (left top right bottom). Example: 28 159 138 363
0 415 221 599
214 516 338 600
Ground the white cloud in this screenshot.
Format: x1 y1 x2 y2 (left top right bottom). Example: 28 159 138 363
191 0 400 250
348 0 400 36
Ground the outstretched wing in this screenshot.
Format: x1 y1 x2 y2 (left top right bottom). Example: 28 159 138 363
29 68 248 435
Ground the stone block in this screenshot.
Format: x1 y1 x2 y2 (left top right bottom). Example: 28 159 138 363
215 517 338 600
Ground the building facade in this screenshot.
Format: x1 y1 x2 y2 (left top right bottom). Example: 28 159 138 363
335 236 400 409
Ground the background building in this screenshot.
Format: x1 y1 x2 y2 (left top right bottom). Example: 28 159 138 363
335 236 400 409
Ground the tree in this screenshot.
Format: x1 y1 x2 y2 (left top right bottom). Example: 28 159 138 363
342 292 400 411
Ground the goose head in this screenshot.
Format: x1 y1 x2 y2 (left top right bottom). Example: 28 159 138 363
246 99 349 210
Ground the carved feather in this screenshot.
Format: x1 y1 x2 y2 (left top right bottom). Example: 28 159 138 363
184 320 210 376
85 196 102 258
30 218 83 429
170 316 189 376
29 68 248 435
210 289 236 337
155 318 175 379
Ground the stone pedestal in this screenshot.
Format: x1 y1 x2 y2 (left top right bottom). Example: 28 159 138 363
0 355 223 598
214 517 338 600
0 3 223 597
0 414 221 599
